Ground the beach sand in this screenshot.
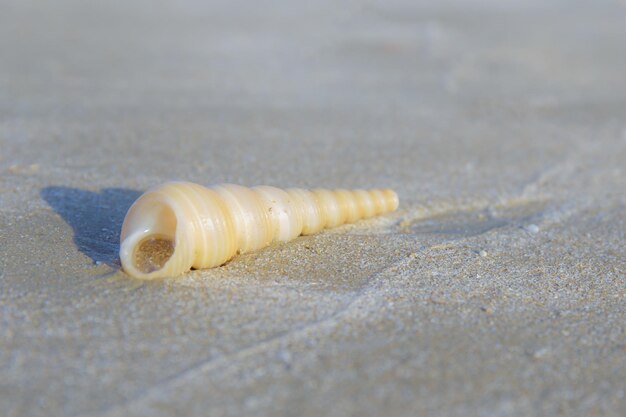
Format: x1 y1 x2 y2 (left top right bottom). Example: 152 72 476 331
0 0 624 416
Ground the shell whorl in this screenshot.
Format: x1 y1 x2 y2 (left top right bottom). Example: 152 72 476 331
119 182 399 279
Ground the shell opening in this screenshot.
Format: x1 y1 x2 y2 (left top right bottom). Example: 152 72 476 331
133 235 175 274
122 200 180 278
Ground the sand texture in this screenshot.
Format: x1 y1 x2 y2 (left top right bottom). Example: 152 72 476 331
0 0 625 416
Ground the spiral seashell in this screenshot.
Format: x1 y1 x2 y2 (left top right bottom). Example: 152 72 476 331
119 182 399 279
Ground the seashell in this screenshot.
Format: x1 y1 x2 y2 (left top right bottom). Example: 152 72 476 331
119 182 399 279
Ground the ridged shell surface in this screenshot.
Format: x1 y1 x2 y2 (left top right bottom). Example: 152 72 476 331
120 182 399 279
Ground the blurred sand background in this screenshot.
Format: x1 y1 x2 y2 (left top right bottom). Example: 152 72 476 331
0 0 625 416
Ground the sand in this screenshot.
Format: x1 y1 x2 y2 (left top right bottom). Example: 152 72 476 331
0 0 625 416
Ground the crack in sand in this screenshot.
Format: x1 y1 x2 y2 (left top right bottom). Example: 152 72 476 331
79 252 418 417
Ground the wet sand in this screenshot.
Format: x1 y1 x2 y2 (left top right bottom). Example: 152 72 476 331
0 1 625 416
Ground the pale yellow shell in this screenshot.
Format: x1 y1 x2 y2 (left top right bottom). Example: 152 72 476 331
119 182 399 279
